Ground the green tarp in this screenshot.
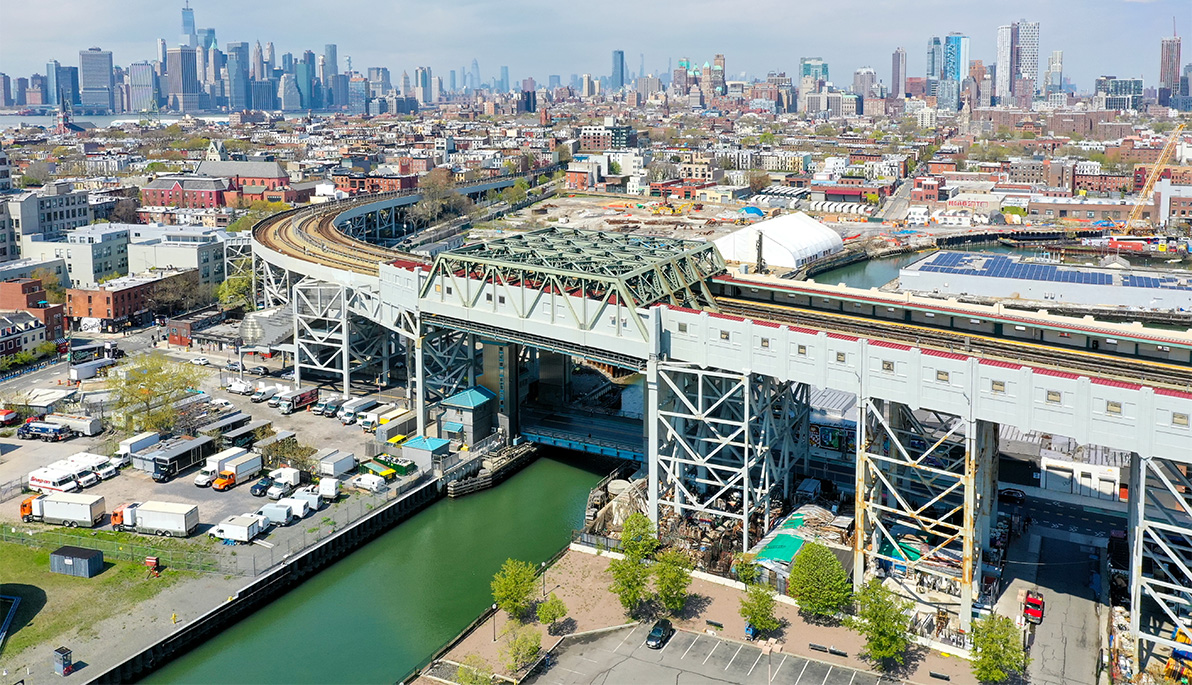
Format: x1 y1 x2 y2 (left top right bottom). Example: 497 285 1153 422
756 535 804 563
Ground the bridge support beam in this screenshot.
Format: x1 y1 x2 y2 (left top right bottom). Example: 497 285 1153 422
1129 454 1192 661
650 362 807 553
415 326 479 434
853 399 996 635
293 280 399 397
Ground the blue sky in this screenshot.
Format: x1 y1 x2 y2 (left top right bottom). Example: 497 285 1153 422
0 0 1185 92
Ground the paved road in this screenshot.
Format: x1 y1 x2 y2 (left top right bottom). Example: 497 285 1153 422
521 407 644 451
525 625 891 685
875 178 913 222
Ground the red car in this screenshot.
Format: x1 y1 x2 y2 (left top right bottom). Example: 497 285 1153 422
1023 591 1045 624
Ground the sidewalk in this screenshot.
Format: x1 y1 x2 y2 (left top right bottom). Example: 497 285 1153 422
1014 483 1128 515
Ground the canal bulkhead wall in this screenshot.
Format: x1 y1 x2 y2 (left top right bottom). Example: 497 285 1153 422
88 480 443 684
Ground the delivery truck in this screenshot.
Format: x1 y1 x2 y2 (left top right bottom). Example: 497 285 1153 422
68 358 117 382
45 413 103 437
317 478 341 501
194 447 248 487
277 387 319 415
277 496 312 519
317 449 356 479
250 385 282 403
212 452 264 491
66 452 117 480
358 405 392 433
118 431 160 458
312 395 345 417
290 488 323 512
338 398 378 425
267 467 301 499
20 493 105 527
26 467 80 494
17 422 72 442
111 501 200 537
209 515 263 543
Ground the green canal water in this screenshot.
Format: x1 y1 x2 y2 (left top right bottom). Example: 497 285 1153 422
812 245 1017 290
145 453 603 685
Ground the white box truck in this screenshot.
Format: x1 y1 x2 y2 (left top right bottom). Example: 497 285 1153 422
337 398 378 425
212 452 264 491
111 501 200 537
46 413 103 437
267 467 301 499
318 450 356 479
291 488 323 512
256 502 296 527
317 478 341 501
67 452 117 480
194 447 249 487
118 432 160 458
277 496 312 519
19 493 105 527
210 515 262 543
359 405 396 433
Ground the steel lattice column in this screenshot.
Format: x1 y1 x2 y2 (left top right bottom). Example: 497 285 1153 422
1129 454 1192 659
852 399 995 632
414 324 478 434
649 361 808 552
294 281 399 396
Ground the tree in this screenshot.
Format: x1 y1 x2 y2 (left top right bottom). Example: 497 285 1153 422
216 263 255 311
34 341 59 359
738 583 780 634
814 124 839 137
609 556 651 615
608 160 622 175
747 169 772 193
735 555 761 585
849 579 913 670
618 513 659 561
653 549 693 614
19 161 51 187
788 542 852 620
30 268 65 304
257 435 316 470
501 624 542 672
110 199 139 224
455 654 492 685
110 352 209 433
554 144 573 163
970 614 1029 683
759 131 777 146
491 558 537 620
536 592 568 634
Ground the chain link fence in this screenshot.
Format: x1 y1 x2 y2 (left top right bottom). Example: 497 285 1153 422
0 527 235 574
0 477 26 504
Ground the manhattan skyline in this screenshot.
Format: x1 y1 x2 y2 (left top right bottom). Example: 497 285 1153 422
0 0 1184 91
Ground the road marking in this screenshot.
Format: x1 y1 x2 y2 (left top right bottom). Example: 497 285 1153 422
772 655 787 680
747 650 763 675
725 644 743 671
615 627 638 652
848 670 856 685
660 633 678 653
702 641 719 664
578 656 599 663
821 666 833 684
681 635 700 659
794 659 809 683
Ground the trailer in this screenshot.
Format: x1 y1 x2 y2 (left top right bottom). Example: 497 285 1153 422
45 413 103 437
68 358 117 382
196 412 251 437
277 387 319 415
221 419 272 449
133 435 216 483
318 450 356 479
20 493 105 527
209 515 262 543
111 501 200 537
118 431 160 457
212 452 263 491
194 447 249 487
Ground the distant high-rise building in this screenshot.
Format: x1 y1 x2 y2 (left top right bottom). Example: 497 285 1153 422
277 74 301 111
196 28 217 51
500 65 510 92
1160 35 1182 105
852 67 877 98
401 70 411 97
251 80 276 111
226 48 251 111
264 42 275 71
581 73 595 98
471 59 480 90
128 61 157 112
799 57 829 82
181 0 196 47
611 50 626 91
521 77 536 92
157 39 167 67
251 41 265 81
294 61 314 109
711 53 726 95
368 67 391 97
281 52 293 74
548 75 561 90
449 70 456 92
1044 51 1063 95
324 44 339 78
926 36 943 85
995 24 1018 101
347 76 368 114
0 74 11 108
891 48 906 98
414 66 432 104
943 33 969 82
166 46 201 111
79 47 114 112
45 61 61 106
1016 20 1040 93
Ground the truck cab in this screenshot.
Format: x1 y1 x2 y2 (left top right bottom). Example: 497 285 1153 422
212 470 238 491
194 466 221 487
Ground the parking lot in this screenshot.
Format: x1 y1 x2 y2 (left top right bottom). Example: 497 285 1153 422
525 625 889 685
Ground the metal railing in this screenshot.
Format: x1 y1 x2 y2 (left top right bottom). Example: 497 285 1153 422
0 477 26 504
0 528 234 574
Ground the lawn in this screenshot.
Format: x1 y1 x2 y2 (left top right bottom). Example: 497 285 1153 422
0 542 192 660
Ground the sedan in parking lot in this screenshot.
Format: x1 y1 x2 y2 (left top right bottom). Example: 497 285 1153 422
645 619 674 649
225 361 244 372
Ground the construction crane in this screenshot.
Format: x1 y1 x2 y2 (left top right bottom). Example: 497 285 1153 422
1120 122 1185 234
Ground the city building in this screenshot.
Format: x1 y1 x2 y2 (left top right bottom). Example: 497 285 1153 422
78 47 114 112
0 278 66 343
125 224 227 287
6 182 92 244
1159 35 1182 105
20 224 129 288
611 50 626 91
65 268 196 332
166 46 201 112
943 33 970 83
891 48 906 98
0 311 49 359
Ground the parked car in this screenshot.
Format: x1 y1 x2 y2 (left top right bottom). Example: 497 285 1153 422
210 398 234 408
191 357 210 366
645 619 674 649
998 488 1026 506
1023 590 1045 624
225 361 244 372
278 370 296 381
248 365 268 376
249 476 274 497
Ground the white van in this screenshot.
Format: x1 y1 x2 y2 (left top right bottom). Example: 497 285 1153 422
27 468 80 494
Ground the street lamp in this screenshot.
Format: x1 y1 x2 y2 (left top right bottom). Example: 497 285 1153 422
541 561 547 598
491 603 498 642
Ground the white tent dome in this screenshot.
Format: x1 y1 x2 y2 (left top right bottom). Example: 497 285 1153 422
712 212 844 270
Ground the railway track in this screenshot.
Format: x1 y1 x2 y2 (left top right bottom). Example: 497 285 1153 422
716 297 1192 389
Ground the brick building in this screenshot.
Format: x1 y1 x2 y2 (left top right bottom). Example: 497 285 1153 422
65 268 197 332
1134 164 1192 191
1074 173 1133 194
331 170 419 195
0 278 65 344
140 176 231 209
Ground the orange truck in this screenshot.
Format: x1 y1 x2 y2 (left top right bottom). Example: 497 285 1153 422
111 501 199 537
212 452 264 491
20 493 105 527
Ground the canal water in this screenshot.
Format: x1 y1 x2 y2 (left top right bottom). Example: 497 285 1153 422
812 245 1016 290
145 453 603 684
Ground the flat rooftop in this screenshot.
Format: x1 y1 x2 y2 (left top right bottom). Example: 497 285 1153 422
906 251 1192 291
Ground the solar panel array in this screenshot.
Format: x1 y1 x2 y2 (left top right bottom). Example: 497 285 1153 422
917 253 1116 285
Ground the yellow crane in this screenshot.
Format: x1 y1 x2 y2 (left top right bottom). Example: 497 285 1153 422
1120 122 1185 234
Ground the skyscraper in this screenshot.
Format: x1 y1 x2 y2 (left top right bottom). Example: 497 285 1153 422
995 24 1018 101
926 36 943 83
1160 35 1182 105
225 43 251 112
166 46 201 111
891 48 906 98
799 57 829 82
45 61 61 106
470 59 480 90
611 50 626 91
277 74 301 111
500 65 509 92
414 67 433 104
943 33 969 82
79 47 114 112
128 61 157 112
181 0 196 47
264 42 276 71
251 41 265 81
1016 20 1040 94
852 67 877 98
324 44 339 78
1044 51 1063 95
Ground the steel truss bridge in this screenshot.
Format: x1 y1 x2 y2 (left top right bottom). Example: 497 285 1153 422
252 192 1192 661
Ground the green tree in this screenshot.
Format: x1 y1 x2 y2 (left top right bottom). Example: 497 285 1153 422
554 144 573 163
491 558 537 620
788 542 852 621
759 131 776 146
216 262 255 311
500 624 542 672
738 583 780 634
455 654 492 685
608 160 622 175
609 556 651 615
618 512 659 561
536 592 568 634
34 341 59 359
110 352 209 433
30 268 65 304
849 579 913 670
735 555 761 585
814 124 839 137
653 549 694 614
970 614 1029 683
747 169 772 193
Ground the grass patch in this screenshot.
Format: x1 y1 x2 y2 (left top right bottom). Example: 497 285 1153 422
0 542 193 659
